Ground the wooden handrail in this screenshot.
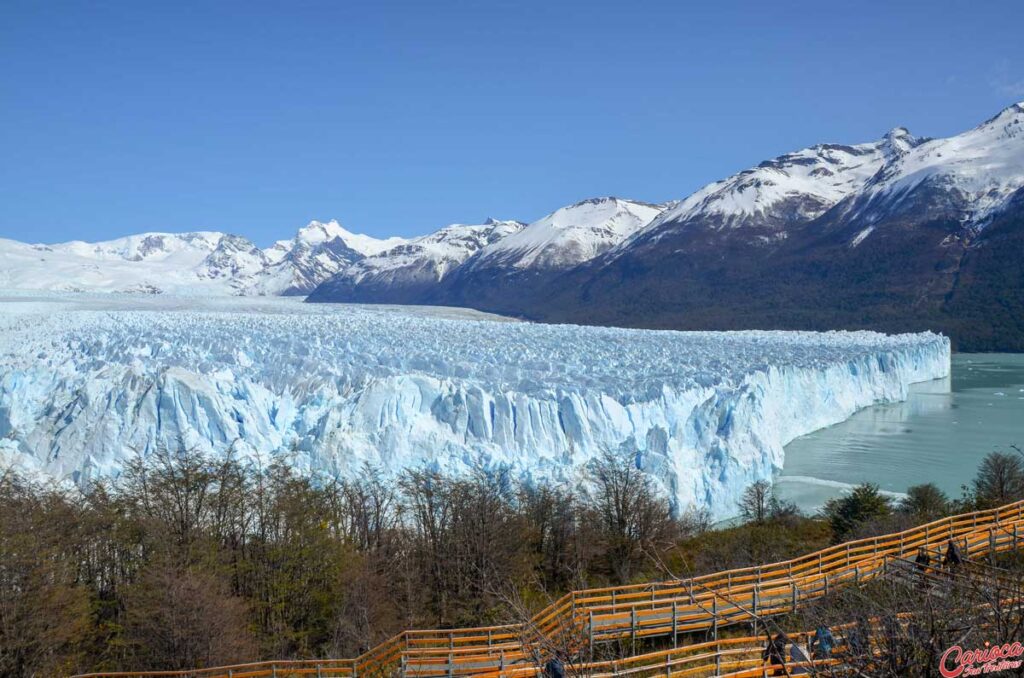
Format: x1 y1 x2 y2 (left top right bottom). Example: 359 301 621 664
70 499 1024 678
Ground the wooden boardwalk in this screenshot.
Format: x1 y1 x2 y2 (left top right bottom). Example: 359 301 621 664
71 499 1024 678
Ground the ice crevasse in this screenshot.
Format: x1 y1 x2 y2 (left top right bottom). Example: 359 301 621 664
0 297 950 519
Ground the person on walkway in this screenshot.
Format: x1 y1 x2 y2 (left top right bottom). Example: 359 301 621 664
763 633 789 676
915 547 931 572
543 655 565 678
944 539 964 569
790 640 812 674
810 625 835 660
845 620 869 658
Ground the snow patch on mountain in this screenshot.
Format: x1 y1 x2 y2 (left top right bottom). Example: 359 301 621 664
855 102 1024 224
0 295 950 518
641 129 925 237
469 198 664 270
0 232 229 294
0 220 407 296
341 219 526 286
267 220 408 261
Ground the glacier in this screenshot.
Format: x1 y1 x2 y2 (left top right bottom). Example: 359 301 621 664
0 294 950 518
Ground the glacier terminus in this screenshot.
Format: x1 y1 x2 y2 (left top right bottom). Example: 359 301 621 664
0 294 950 519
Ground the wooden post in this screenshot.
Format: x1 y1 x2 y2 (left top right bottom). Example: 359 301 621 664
792 582 798 613
631 607 637 649
671 600 678 647
589 610 594 652
752 588 759 635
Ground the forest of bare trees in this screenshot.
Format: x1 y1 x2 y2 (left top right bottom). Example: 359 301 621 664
1 446 1022 676
0 448 694 676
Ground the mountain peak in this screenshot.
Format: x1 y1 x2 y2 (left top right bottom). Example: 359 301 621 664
295 220 351 246
294 220 407 257
974 101 1024 136
881 126 923 157
988 101 1024 121
883 126 913 142
568 196 626 209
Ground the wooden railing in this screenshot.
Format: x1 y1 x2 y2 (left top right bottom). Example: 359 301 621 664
476 630 844 678
72 499 1024 678
486 593 1024 678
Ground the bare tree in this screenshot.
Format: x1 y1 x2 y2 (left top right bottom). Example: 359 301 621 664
590 448 678 582
122 564 256 670
973 451 1024 508
739 480 774 524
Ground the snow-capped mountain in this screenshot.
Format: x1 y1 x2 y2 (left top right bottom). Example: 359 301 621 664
307 197 664 307
307 218 525 304
634 127 923 242
0 220 407 296
465 197 664 270
836 102 1024 230
3 102 1022 348
419 197 664 314
521 102 1024 351
265 220 408 263
247 220 406 296
0 231 230 294
303 104 1024 351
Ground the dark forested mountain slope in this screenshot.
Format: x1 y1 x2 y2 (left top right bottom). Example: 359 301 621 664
306 103 1024 350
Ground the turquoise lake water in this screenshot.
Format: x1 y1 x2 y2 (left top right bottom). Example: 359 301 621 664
775 353 1024 512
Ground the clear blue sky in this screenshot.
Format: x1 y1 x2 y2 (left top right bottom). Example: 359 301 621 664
2 1 1023 245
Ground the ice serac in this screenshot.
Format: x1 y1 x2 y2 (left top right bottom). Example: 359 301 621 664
0 296 950 519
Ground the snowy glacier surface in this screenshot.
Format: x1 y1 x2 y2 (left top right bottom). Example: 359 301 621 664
0 294 950 518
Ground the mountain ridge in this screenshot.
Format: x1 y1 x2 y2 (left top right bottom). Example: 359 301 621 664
2 102 1022 349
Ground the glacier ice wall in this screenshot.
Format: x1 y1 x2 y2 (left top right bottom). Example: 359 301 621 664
0 295 950 518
